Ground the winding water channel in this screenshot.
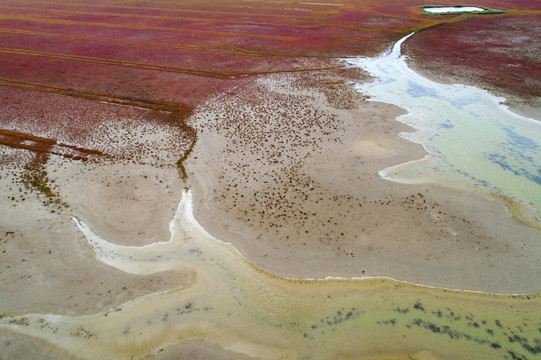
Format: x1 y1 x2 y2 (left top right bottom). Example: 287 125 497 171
344 33 541 229
1 33 540 360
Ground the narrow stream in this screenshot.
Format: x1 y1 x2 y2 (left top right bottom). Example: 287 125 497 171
344 33 541 228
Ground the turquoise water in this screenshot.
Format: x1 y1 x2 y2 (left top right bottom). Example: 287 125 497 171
344 33 541 228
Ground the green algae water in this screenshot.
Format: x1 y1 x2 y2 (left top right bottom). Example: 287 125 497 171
1 191 540 359
343 33 541 228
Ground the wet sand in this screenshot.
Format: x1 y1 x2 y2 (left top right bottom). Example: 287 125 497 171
0 116 193 313
405 59 541 121
0 114 195 357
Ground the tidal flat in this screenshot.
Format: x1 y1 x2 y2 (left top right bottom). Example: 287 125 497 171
1 1 541 359
2 52 540 358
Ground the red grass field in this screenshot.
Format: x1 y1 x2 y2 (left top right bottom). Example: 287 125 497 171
404 12 541 100
0 0 539 160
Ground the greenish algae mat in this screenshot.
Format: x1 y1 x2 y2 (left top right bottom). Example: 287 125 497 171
1 191 540 360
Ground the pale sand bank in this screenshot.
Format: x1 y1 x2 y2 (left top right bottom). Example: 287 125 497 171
151 342 441 360
185 63 541 294
423 7 486 14
150 343 441 360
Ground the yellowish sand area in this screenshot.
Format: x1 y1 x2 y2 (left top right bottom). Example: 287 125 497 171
1 190 540 360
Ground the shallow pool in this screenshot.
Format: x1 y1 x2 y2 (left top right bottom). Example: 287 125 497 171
423 6 486 14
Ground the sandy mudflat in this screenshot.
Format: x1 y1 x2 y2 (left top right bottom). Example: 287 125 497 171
185 60 541 294
0 115 194 312
0 164 189 315
0 157 192 358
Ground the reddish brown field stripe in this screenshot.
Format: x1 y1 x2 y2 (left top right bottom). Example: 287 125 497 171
15 0 322 20
0 28 269 56
0 5 318 28
242 65 341 76
0 128 106 159
0 140 97 160
0 78 184 113
0 128 57 145
62 0 335 14
108 0 338 13
0 27 368 58
1 5 396 33
0 138 53 155
1 48 339 76
206 4 336 13
0 47 234 78
0 15 297 40
0 129 104 155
